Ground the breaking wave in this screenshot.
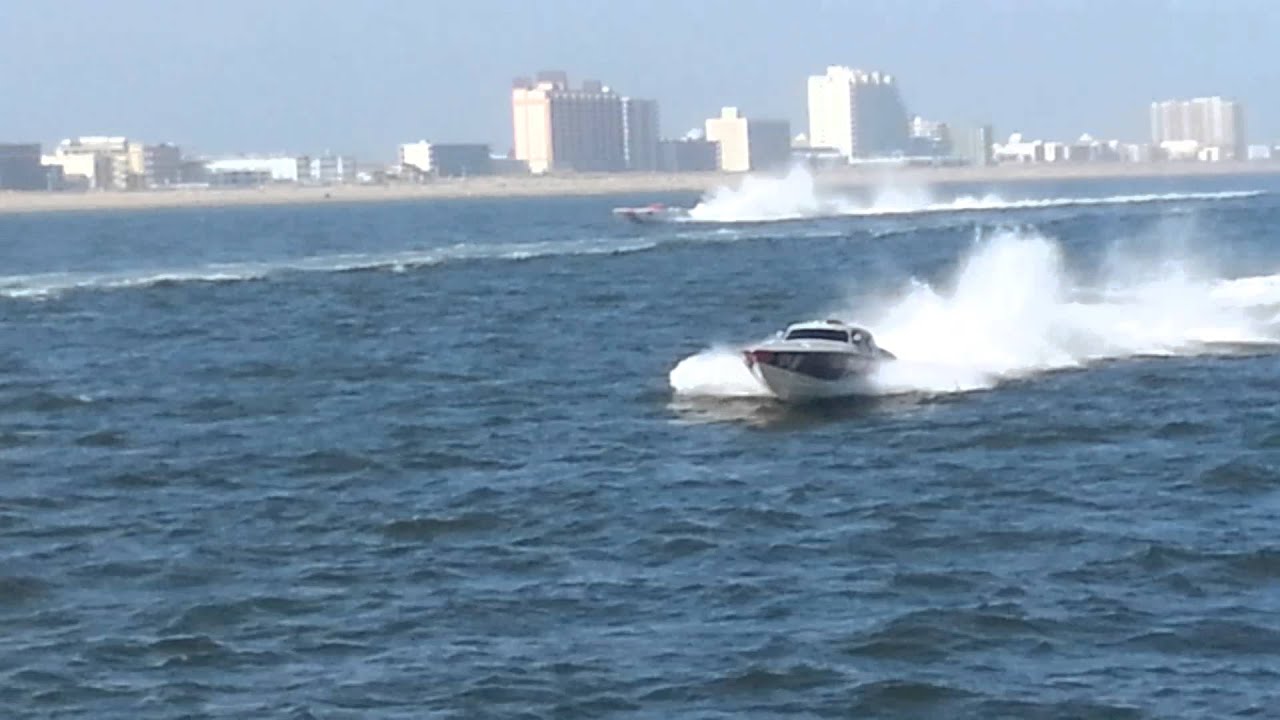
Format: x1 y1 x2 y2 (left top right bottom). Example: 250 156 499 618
669 227 1280 398
683 165 1262 223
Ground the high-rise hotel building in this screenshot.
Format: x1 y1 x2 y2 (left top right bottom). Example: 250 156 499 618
807 66 909 160
622 97 660 172
1149 97 1246 159
512 71 658 174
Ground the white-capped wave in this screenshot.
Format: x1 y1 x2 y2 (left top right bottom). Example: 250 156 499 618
670 227 1280 398
0 237 662 299
682 165 1263 223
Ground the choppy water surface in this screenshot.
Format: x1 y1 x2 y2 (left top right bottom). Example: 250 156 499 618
4 173 1280 718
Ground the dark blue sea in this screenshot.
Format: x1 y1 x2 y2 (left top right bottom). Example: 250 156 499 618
4 172 1280 718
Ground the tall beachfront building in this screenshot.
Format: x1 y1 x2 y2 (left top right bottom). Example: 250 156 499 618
513 71 660 174
621 97 660 172
1149 97 1246 160
807 66 909 160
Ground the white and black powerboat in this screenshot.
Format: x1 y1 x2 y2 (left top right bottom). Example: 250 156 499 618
743 320 895 400
611 203 689 224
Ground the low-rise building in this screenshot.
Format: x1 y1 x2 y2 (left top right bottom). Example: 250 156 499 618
53 136 134 189
657 138 718 172
908 116 951 157
790 145 846 170
0 143 46 190
399 141 432 174
993 133 1044 163
209 169 273 187
1158 139 1201 161
950 124 994 166
144 143 183 187
308 154 357 184
1122 143 1154 163
398 142 492 177
1042 142 1069 163
206 156 305 183
178 158 209 185
43 151 111 189
490 155 530 175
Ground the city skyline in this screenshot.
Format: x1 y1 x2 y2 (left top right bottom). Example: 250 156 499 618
2 0 1279 160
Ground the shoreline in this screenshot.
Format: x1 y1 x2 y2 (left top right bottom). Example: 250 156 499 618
1 161 1277 216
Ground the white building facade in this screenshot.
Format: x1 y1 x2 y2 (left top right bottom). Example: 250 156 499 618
807 66 909 160
1150 97 1246 160
206 156 304 182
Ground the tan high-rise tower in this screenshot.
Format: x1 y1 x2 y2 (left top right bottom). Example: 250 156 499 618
511 72 627 174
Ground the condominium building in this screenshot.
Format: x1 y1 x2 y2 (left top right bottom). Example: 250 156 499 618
50 136 134 189
807 66 909 159
622 98 660 171
1150 97 1246 160
512 72 627 173
704 107 791 172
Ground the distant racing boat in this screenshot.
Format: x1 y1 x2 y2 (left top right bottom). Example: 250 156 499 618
611 203 689 223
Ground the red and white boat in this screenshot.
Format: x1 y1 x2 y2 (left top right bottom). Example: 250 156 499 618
611 203 689 224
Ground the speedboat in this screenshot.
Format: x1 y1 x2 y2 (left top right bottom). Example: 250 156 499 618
611 203 689 224
743 320 895 400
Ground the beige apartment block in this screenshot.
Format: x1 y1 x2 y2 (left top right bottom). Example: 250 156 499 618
705 107 790 172
512 72 626 174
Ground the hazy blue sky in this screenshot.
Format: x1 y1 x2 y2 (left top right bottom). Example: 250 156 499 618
2 0 1276 160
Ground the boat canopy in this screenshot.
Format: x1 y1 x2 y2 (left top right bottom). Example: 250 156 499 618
782 321 879 352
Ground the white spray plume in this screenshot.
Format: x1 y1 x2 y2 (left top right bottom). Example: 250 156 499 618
670 227 1280 398
681 165 1261 224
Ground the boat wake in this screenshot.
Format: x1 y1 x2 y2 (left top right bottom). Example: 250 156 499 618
0 237 664 299
683 165 1262 224
670 227 1280 399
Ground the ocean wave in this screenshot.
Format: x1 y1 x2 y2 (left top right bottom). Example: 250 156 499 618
0 238 662 299
3 182 1266 301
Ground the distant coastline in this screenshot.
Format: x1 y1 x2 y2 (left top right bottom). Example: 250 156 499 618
1 161 1278 216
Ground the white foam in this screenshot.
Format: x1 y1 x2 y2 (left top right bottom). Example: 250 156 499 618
682 165 1263 223
671 227 1280 398
668 346 771 398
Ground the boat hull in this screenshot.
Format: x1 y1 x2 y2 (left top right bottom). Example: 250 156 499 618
745 350 880 400
612 207 688 224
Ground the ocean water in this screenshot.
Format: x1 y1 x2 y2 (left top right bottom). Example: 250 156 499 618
4 172 1280 718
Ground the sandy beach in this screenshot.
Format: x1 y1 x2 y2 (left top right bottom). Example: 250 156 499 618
1 161 1277 216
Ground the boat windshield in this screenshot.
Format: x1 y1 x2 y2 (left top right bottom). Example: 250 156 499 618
784 328 849 342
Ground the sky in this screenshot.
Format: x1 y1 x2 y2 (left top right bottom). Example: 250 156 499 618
2 0 1277 161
